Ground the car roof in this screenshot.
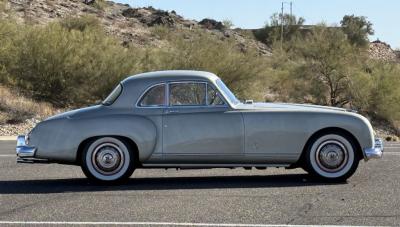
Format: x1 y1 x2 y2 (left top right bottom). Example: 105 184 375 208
122 70 220 84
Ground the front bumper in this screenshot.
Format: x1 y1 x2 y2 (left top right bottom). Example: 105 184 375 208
364 138 384 160
16 135 48 163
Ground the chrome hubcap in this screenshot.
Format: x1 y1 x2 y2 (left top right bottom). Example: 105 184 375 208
315 140 348 172
92 143 124 175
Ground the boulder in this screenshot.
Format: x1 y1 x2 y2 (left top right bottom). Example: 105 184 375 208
199 18 224 30
121 8 139 18
82 0 95 5
369 40 398 62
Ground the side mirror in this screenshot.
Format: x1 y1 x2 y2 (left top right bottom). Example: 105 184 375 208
245 100 254 104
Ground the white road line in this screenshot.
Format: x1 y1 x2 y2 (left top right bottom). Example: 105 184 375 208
0 136 16 141
384 152 400 155
0 154 14 157
0 221 371 227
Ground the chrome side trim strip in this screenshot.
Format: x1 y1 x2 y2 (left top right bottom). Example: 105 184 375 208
142 163 290 168
17 157 49 164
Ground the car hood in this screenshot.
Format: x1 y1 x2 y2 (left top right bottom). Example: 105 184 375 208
235 102 354 113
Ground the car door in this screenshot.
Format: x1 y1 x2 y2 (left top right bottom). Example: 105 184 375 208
162 81 244 164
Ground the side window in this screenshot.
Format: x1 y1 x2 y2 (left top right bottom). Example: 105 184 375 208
170 82 206 106
139 84 165 107
207 84 225 106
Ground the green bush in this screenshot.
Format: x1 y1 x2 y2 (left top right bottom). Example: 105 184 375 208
270 25 368 107
368 62 400 124
0 19 271 106
139 29 270 100
6 19 138 107
259 13 305 47
268 24 400 132
60 15 101 32
0 20 20 84
341 15 374 47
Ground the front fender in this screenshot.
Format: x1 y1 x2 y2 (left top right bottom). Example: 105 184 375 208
306 112 374 153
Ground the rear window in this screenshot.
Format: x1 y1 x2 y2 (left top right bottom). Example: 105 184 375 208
139 84 166 107
102 84 122 106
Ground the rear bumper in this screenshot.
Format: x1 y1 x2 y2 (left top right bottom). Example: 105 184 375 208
16 135 48 163
364 138 384 160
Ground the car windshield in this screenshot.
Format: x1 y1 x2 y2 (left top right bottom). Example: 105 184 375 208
216 79 240 105
102 84 122 106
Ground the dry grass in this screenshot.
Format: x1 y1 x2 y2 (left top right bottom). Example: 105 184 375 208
0 86 57 124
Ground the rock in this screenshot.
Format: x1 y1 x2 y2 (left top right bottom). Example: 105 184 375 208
369 40 398 62
82 0 95 5
199 18 225 30
121 8 139 18
122 8 176 27
148 11 175 27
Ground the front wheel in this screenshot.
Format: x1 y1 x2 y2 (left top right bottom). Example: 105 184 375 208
305 132 360 182
81 137 135 183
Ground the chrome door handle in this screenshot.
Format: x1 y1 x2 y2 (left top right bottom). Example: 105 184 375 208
166 110 179 114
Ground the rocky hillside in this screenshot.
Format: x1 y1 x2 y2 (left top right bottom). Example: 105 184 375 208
369 40 400 62
2 0 271 55
3 0 398 61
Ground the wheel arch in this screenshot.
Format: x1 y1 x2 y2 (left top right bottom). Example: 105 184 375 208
297 127 363 167
76 135 141 167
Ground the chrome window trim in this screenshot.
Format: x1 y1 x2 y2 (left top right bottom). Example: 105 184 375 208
102 83 123 106
135 83 167 108
168 81 228 108
206 82 227 107
135 80 229 109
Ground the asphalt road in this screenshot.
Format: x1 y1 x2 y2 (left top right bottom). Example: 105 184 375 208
0 141 399 226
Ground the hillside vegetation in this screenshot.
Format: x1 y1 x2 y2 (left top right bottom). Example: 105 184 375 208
0 0 399 137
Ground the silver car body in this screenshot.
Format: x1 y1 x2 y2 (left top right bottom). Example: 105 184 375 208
16 70 383 167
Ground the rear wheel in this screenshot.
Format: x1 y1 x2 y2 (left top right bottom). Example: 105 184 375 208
81 137 135 183
305 132 360 182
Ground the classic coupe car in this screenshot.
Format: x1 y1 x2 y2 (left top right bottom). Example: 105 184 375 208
16 70 383 183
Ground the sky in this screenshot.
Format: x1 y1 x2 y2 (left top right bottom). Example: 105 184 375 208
115 0 399 49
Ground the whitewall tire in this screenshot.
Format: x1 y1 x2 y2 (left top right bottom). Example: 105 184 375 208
305 133 360 181
81 137 135 183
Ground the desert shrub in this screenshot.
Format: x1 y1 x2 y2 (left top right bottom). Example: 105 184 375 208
0 86 56 124
141 30 270 100
0 19 271 106
8 19 138 107
368 62 400 124
341 15 374 47
0 20 20 83
150 25 171 40
92 0 108 11
60 15 101 32
268 23 400 133
222 19 234 29
270 25 369 107
260 13 305 46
